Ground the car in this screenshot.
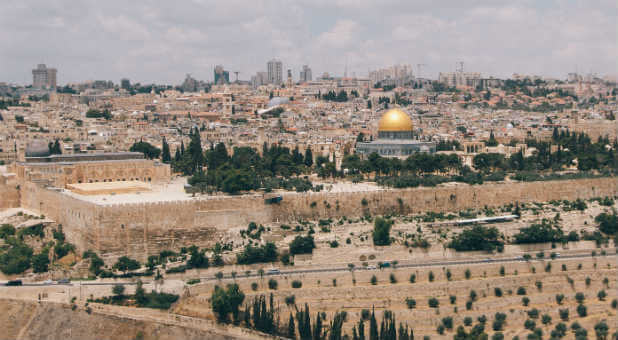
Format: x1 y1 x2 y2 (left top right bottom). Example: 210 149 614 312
367 265 377 270
57 278 70 284
266 268 280 275
381 262 391 268
43 280 54 285
6 280 22 286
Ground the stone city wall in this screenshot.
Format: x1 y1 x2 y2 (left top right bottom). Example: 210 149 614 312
0 174 20 209
20 177 618 260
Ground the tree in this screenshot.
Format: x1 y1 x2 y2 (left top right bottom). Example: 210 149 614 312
187 128 205 172
113 256 140 273
448 225 504 252
48 139 62 155
161 137 171 163
594 321 609 340
130 141 161 159
289 235 315 255
135 279 146 305
32 250 50 273
373 217 392 246
187 247 209 268
287 313 295 339
304 148 313 167
112 284 125 297
211 284 245 323
487 131 498 147
0 238 33 275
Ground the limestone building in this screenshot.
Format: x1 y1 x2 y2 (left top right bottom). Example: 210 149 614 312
356 108 436 158
13 141 170 188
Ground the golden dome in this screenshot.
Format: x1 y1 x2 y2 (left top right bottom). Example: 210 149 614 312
377 108 413 132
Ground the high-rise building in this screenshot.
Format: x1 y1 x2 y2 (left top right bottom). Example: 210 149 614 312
121 78 131 90
32 64 57 89
300 65 312 83
438 71 481 88
214 65 230 85
368 64 413 86
267 59 283 85
251 72 268 89
182 74 198 92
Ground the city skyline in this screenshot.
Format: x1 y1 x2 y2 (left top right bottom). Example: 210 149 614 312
0 1 616 85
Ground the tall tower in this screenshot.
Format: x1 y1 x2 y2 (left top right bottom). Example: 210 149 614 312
286 69 293 87
32 64 57 89
300 65 312 83
267 59 283 85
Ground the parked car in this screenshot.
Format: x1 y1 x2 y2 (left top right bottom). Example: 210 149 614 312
6 280 22 286
57 278 70 284
366 265 377 270
266 268 280 275
43 280 54 285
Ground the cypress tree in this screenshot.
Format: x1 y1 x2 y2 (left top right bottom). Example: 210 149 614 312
161 137 171 163
304 148 313 167
287 313 296 339
369 309 378 340
312 312 323 340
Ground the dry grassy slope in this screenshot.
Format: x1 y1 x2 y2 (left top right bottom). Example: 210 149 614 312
0 298 244 340
177 257 617 339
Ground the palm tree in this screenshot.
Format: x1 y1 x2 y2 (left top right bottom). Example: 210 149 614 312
245 270 252 278
231 271 237 281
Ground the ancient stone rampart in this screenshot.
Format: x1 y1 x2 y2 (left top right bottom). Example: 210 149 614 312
20 177 618 260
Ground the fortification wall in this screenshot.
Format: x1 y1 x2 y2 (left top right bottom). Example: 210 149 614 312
272 177 618 221
0 175 20 209
21 177 618 260
20 182 99 252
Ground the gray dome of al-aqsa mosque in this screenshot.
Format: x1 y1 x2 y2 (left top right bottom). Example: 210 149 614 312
25 140 51 158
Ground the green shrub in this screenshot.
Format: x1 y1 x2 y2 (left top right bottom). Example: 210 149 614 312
267 278 278 290
291 280 302 288
405 298 416 309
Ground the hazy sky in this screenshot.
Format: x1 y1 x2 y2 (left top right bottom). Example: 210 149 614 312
1 0 616 85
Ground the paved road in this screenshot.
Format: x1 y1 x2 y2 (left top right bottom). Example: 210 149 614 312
198 250 618 282
5 250 615 287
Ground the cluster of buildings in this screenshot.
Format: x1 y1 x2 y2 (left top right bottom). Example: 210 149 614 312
0 63 614 173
